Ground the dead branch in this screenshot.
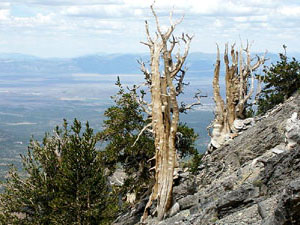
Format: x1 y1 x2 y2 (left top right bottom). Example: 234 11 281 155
147 156 156 163
169 35 177 54
127 81 152 116
170 34 193 78
241 48 267 104
175 68 188 95
132 123 152 147
138 59 152 85
179 90 207 112
150 4 163 39
252 75 263 104
144 20 153 46
149 166 156 171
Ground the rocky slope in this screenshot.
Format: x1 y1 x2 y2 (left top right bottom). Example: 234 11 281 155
114 93 300 225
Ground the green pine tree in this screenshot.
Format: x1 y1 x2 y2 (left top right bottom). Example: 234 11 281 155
257 45 300 115
97 78 155 198
0 119 118 225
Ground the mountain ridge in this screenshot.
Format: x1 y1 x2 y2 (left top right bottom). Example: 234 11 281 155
0 51 294 76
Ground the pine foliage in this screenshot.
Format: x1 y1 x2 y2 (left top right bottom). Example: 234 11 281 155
97 78 155 197
257 46 300 115
0 119 118 225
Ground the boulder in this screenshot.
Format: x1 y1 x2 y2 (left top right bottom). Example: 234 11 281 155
168 202 180 217
178 194 199 210
285 112 300 149
216 184 260 218
233 118 255 132
263 179 300 225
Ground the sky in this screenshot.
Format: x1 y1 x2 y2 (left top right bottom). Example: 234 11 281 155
0 0 299 58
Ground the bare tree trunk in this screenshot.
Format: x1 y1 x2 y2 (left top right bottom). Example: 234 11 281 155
138 4 193 221
211 44 227 148
210 43 266 149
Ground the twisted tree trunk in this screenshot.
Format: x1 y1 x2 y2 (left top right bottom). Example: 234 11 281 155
139 4 193 221
210 43 266 149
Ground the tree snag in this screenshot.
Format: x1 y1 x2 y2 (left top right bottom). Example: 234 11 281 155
137 4 197 221
209 42 267 149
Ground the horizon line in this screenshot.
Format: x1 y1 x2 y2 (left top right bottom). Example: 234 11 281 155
0 50 299 60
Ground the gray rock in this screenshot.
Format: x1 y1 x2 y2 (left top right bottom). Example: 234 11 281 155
189 205 200 215
233 118 255 132
168 202 180 217
271 148 284 154
285 112 300 149
257 202 268 219
244 118 255 125
173 177 197 199
159 210 190 225
180 172 190 178
216 184 260 218
261 145 300 195
108 168 127 186
233 119 245 130
263 179 300 225
178 194 198 210
221 177 235 191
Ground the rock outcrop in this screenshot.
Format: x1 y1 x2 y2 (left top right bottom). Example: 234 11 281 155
114 93 300 225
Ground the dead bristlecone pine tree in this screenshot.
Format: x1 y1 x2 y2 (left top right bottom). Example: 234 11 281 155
209 43 267 149
132 4 202 222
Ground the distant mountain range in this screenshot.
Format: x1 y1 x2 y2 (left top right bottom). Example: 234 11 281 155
0 51 298 76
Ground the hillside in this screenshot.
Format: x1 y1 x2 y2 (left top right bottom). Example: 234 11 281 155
115 92 300 225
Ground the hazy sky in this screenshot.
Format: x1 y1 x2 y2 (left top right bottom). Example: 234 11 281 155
0 0 299 57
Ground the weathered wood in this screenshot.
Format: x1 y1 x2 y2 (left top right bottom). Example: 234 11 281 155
210 43 266 149
140 3 193 221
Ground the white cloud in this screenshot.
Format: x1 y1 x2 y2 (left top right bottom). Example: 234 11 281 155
0 2 10 9
60 0 263 18
233 15 268 23
10 0 123 6
2 12 57 28
213 19 223 27
278 6 300 17
0 9 10 20
62 5 132 18
0 2 11 21
0 0 299 57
